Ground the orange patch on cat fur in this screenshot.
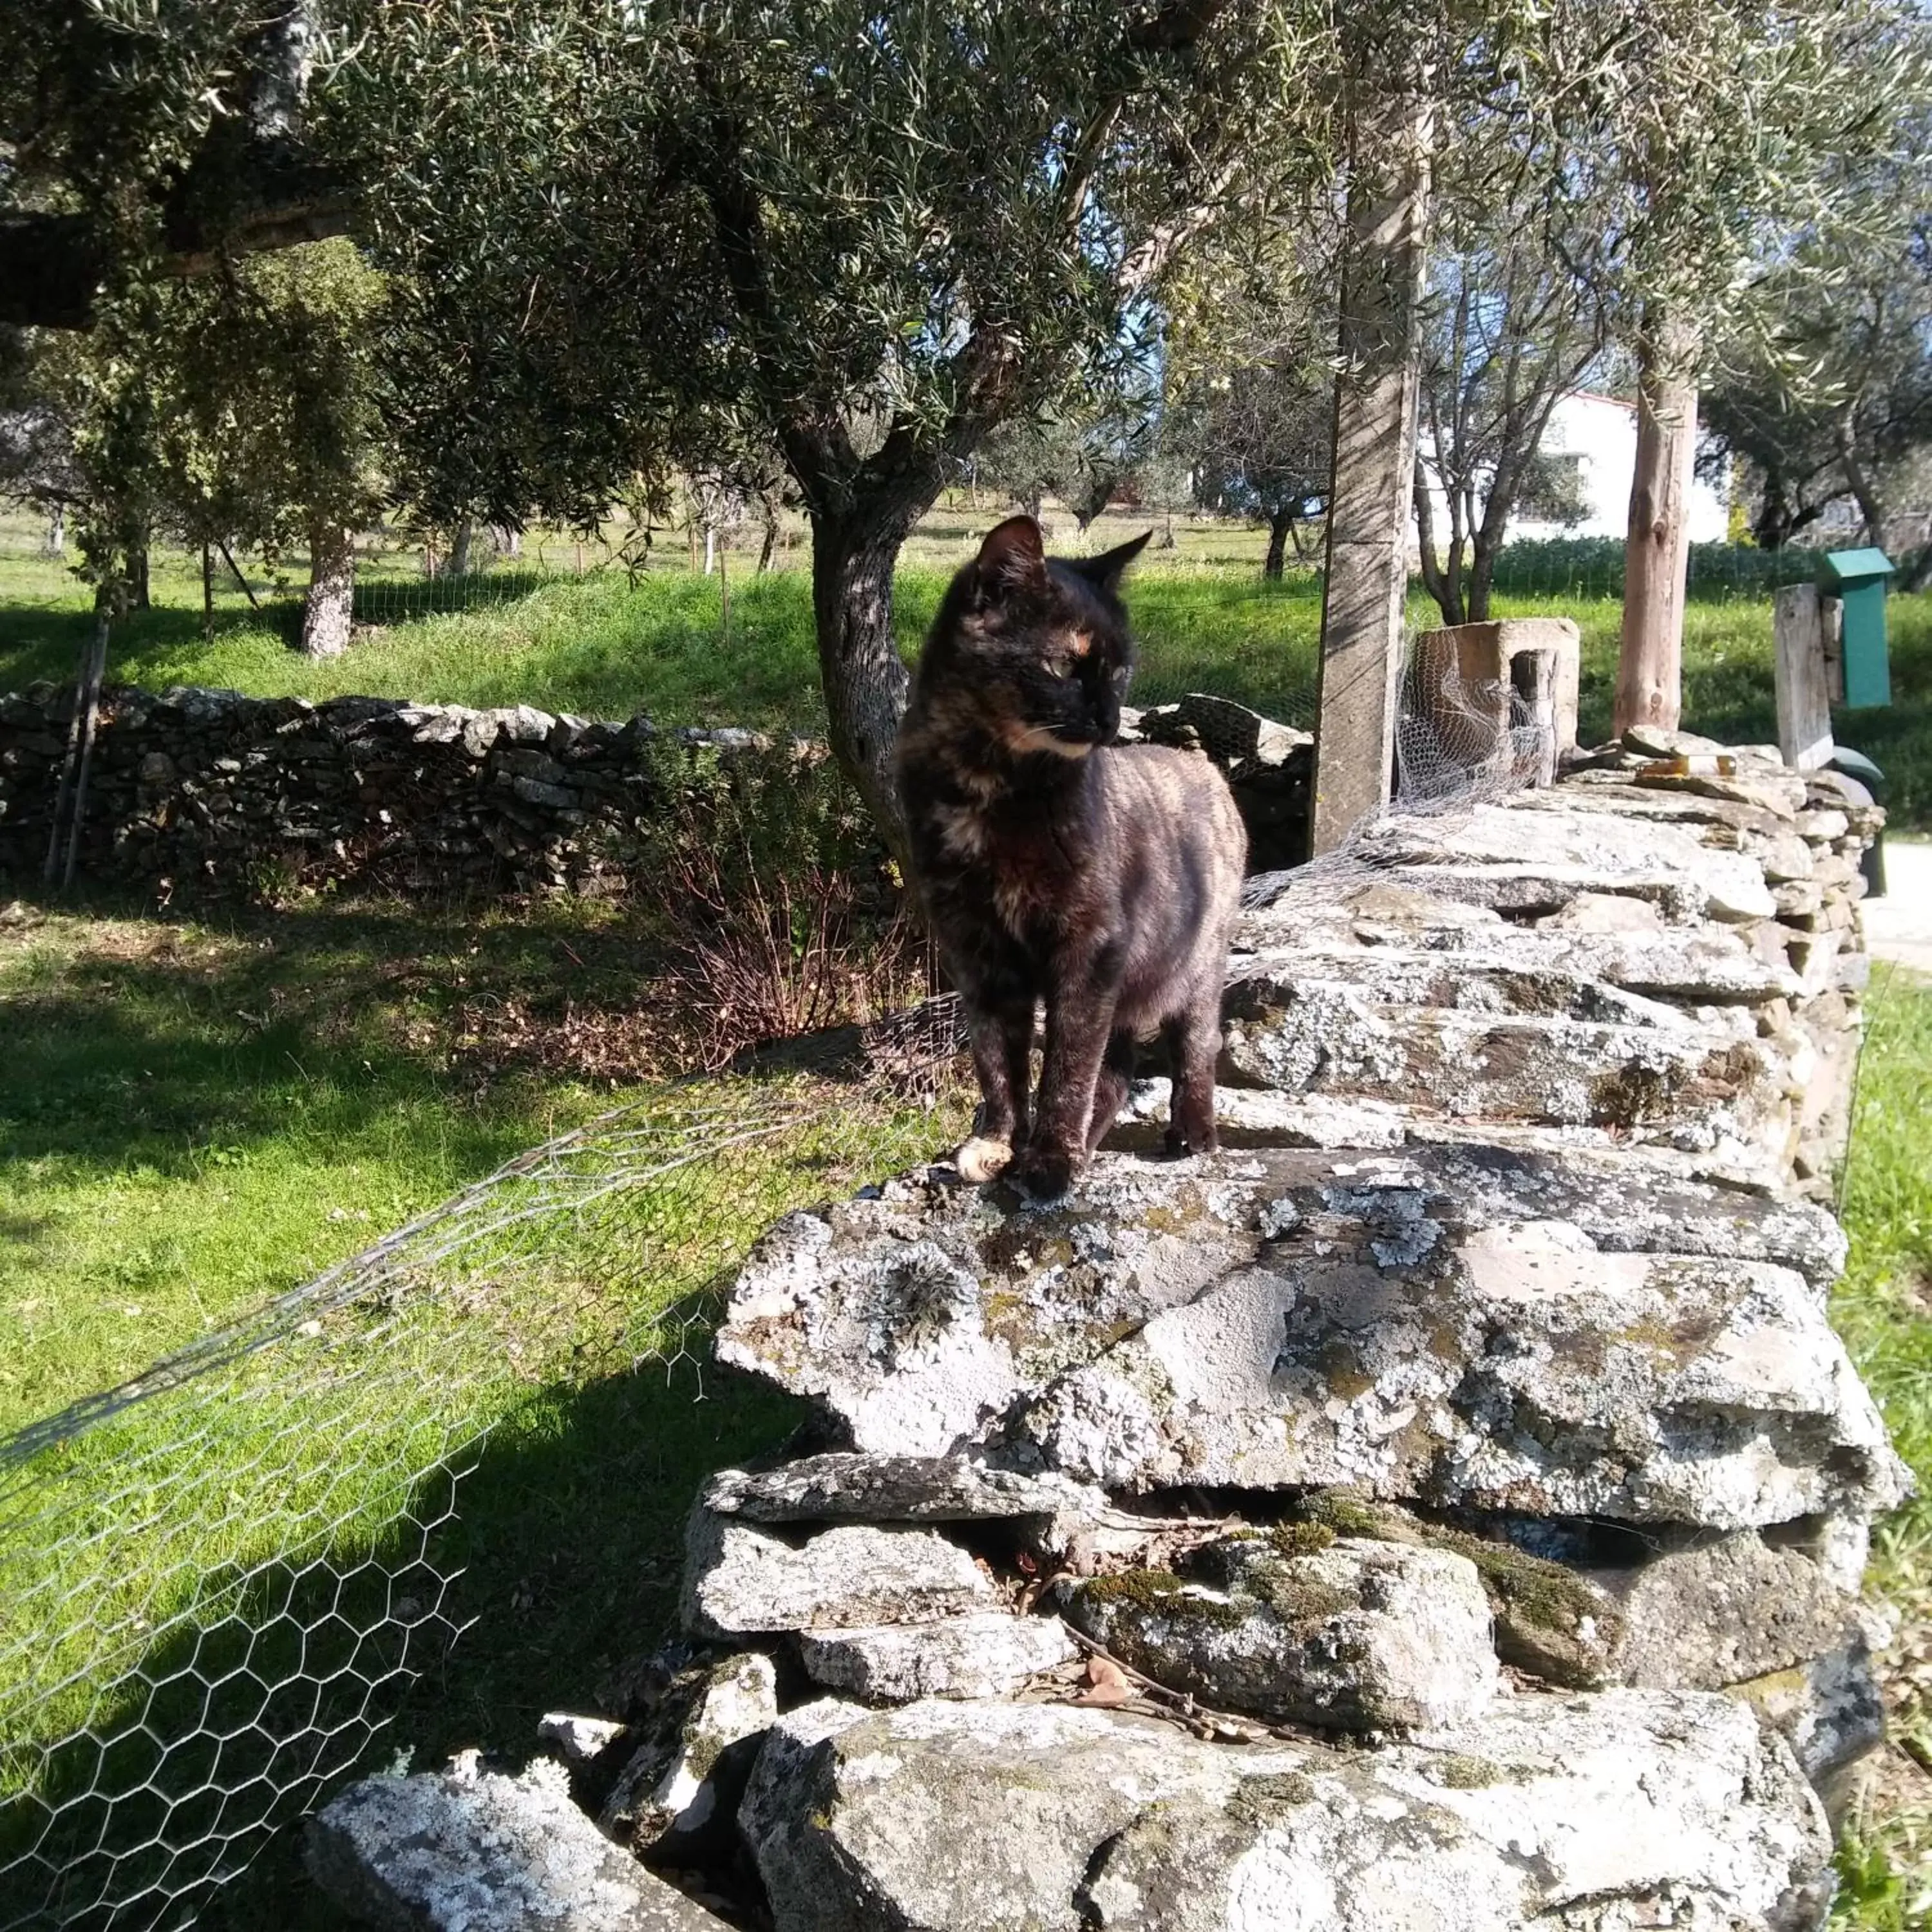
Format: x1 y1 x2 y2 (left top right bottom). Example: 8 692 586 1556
996 714 1092 759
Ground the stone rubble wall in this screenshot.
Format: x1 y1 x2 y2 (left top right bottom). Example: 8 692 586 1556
308 731 1901 1932
0 683 1315 902
0 683 815 898
1214 727 1883 1198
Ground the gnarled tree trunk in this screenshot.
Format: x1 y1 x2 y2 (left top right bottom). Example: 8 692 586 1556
301 518 355 657
810 511 915 857
1263 509 1294 582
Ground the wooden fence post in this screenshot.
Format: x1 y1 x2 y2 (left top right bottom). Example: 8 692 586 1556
1311 62 1434 855
1774 583 1835 772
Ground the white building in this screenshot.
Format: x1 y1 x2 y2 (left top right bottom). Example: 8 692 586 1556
1417 389 1730 552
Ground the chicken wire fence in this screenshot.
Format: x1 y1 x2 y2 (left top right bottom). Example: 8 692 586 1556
0 1039 971 1932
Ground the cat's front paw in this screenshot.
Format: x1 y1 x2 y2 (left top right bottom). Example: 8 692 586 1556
952 1135 1014 1185
1007 1142 1077 1200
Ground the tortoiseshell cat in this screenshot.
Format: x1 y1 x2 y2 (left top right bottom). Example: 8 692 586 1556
895 516 1246 1198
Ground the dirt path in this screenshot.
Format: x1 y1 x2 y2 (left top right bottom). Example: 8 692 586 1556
1865 835 1932 978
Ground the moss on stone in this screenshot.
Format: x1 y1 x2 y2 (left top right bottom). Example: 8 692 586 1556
1079 1567 1249 1632
1431 1754 1508 1789
1290 1492 1612 1661
1299 1488 1390 1539
1317 1338 1376 1401
1497 971 1576 1018
1439 1533 1605 1640
1142 1186 1210 1235
1268 1520 1338 1559
1589 1061 1674 1126
1246 1558 1352 1631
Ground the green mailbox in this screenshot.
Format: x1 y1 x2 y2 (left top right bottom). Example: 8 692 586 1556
1822 547 1895 708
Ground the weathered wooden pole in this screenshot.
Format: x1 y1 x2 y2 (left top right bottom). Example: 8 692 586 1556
1614 310 1700 735
1774 583 1835 772
1310 52 1434 855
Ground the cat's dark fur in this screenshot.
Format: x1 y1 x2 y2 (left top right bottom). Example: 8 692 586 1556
895 515 1246 1198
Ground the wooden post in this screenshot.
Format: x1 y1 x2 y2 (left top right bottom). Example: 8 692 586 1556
1614 310 1700 735
1311 62 1433 854
1510 649 1558 788
45 589 112 887
202 542 214 639
1774 583 1835 771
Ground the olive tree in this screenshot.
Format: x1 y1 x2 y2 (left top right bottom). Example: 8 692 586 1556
335 0 1330 846
1181 345 1334 578
1531 0 1932 730
0 1 350 328
1411 225 1607 625
1702 170 1932 581
3 239 388 650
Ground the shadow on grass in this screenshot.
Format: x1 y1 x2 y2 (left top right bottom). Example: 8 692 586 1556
1 1342 802 1931
0 888 674 1184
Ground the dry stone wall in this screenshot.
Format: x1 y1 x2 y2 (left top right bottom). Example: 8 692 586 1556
0 683 819 898
308 730 1899 1932
0 683 1318 900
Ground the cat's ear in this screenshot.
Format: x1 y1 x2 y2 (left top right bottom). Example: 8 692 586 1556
1069 529 1152 594
976 516 1046 587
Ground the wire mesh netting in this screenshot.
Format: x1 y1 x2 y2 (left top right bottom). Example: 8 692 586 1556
0 1042 971 1931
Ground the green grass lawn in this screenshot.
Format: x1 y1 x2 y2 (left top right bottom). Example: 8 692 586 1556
0 885 972 1926
0 895 658 1432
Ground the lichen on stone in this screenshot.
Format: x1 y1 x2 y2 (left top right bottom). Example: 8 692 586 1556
1429 1754 1510 1789
1229 1769 1317 1823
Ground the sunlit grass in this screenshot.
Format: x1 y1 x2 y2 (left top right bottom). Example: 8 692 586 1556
1832 968 1932 1926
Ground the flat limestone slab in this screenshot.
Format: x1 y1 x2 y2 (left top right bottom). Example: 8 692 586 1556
681 1518 996 1638
702 1454 1106 1528
738 1692 1830 1932
1016 1218 1904 1524
1229 937 1789 1016
715 1151 1891 1530
1231 923 1801 1005
800 1611 1077 1702
1221 980 1780 1148
1351 799 1780 921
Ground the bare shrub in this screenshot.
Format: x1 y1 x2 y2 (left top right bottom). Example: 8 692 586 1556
639 744 926 1070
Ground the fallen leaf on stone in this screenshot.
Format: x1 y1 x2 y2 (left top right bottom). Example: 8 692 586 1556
1072 1655 1133 1707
